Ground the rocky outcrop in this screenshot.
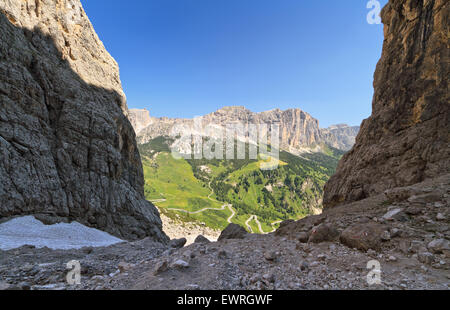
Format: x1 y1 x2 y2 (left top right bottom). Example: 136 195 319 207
0 0 168 242
128 109 152 136
320 124 360 151
324 0 449 208
129 106 359 152
218 223 249 241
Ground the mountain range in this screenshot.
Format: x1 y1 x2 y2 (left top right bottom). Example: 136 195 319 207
129 106 360 152
127 106 357 237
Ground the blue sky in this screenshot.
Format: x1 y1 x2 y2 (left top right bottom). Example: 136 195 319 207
82 0 387 128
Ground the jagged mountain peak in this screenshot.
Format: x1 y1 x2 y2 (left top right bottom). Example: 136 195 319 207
128 106 359 152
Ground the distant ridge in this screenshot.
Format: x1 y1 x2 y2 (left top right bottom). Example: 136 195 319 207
129 106 360 152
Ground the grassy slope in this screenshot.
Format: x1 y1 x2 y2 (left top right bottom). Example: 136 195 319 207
139 138 344 233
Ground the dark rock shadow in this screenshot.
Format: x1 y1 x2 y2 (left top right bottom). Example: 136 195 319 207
0 11 168 243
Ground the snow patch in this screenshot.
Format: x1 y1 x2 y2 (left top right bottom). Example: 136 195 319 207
0 216 124 250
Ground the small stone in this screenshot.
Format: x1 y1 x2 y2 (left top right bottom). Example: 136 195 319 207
118 262 134 273
90 275 104 285
409 240 427 254
0 281 11 290
310 261 319 267
390 228 401 238
443 250 450 258
263 273 276 283
297 232 309 243
153 260 169 275
109 270 120 278
21 263 34 272
300 261 309 271
82 247 94 254
427 239 450 254
317 254 327 261
405 207 422 215
383 208 402 220
436 213 445 221
381 231 391 241
19 282 31 291
169 238 187 249
367 249 377 256
388 255 397 262
417 252 435 265
408 193 442 204
264 251 279 261
186 284 200 290
171 259 190 269
218 250 229 259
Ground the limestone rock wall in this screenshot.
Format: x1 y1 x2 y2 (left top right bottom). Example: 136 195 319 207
130 106 356 152
0 0 168 242
324 0 449 208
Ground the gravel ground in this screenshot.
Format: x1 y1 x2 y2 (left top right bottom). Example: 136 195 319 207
0 175 448 290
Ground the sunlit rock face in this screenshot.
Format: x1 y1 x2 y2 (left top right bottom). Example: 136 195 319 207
0 0 168 242
129 106 359 153
128 109 153 135
321 124 360 152
324 0 450 208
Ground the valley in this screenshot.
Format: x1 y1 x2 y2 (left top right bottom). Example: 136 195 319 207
139 136 345 234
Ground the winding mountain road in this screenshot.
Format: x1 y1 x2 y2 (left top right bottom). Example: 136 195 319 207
245 216 282 234
155 181 283 233
167 181 236 223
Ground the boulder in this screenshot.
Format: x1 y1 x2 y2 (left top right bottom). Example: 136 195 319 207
340 223 386 251
194 235 211 244
308 224 339 243
297 232 310 243
218 224 248 241
169 238 187 249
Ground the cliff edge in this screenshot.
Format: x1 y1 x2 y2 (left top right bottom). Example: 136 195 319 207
324 0 449 208
0 0 168 242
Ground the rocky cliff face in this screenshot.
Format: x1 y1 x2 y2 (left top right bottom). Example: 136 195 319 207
321 124 360 152
0 0 168 242
128 108 153 136
129 106 358 152
324 0 449 208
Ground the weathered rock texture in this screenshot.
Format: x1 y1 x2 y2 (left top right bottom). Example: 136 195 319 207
324 0 449 208
129 106 359 152
0 0 168 242
128 108 152 136
321 124 360 151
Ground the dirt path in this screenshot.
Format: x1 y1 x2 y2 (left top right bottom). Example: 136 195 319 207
167 182 236 223
245 215 255 233
226 205 235 223
245 216 282 234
